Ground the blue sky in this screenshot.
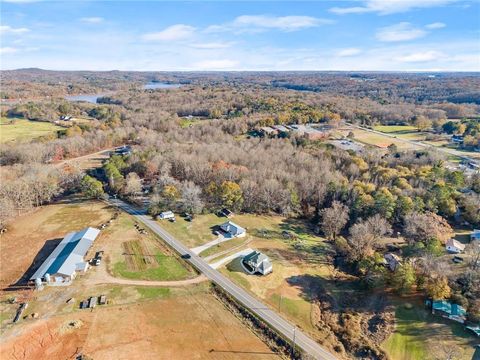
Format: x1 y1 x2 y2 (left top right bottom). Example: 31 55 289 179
1 0 479 71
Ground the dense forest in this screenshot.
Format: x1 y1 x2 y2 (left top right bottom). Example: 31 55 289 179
1 70 479 345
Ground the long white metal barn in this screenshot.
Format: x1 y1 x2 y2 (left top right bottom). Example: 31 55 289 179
30 227 100 285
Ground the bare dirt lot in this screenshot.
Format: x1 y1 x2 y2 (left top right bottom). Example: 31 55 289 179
0 292 279 360
0 198 114 289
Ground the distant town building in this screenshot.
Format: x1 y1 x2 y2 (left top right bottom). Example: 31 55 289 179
260 127 278 136
114 145 132 156
30 227 100 285
272 125 289 133
451 135 464 144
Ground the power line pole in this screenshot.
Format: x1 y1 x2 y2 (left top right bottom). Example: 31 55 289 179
278 294 283 314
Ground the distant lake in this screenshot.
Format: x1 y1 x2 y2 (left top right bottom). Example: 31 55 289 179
143 82 182 90
65 94 106 104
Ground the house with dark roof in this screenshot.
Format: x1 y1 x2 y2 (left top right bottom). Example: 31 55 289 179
242 250 272 275
30 227 100 285
220 221 246 238
384 253 401 271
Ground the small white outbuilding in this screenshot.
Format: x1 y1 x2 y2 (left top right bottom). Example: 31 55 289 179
446 238 466 254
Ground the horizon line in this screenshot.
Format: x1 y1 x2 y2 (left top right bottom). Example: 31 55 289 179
3 67 480 74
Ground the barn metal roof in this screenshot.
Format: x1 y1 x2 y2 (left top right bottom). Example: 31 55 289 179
30 227 100 280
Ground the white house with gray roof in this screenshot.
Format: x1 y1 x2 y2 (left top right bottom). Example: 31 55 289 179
242 250 272 275
30 227 100 285
446 238 466 254
220 221 246 238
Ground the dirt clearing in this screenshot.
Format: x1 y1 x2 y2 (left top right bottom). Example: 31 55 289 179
0 198 114 289
0 292 279 360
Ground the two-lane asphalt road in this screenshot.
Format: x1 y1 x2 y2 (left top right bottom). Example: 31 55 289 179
110 198 337 360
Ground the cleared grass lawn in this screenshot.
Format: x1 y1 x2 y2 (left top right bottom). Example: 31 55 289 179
351 129 422 150
0 117 62 143
179 118 201 128
157 213 220 248
383 301 476 360
199 236 248 258
105 214 195 281
215 216 334 334
373 125 427 141
113 253 191 281
374 125 418 133
135 286 171 299
159 211 334 333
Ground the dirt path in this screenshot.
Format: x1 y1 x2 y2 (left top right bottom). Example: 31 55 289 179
53 148 113 169
88 261 207 287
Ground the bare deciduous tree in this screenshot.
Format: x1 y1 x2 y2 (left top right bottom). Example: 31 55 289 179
319 201 349 240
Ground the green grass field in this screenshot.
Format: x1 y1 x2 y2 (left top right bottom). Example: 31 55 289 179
373 125 426 141
383 301 475 360
136 287 171 299
0 117 62 143
374 125 418 133
351 128 423 150
158 214 220 248
113 252 191 281
383 304 429 360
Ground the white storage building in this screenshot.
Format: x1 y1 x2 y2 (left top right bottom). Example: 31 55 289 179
30 227 100 285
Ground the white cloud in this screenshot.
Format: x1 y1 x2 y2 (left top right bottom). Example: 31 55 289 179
189 42 234 49
0 25 30 34
396 50 445 62
0 47 19 54
376 22 427 42
207 15 333 33
426 22 446 29
142 24 196 41
330 0 457 15
337 48 362 57
80 17 104 24
233 15 331 31
192 59 238 70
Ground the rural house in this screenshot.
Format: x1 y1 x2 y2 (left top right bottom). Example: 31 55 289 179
159 211 175 220
30 227 100 285
220 208 233 218
428 300 467 324
242 250 273 275
272 125 290 133
471 229 480 241
384 253 401 271
114 145 132 156
446 239 466 253
220 221 246 238
260 127 278 136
